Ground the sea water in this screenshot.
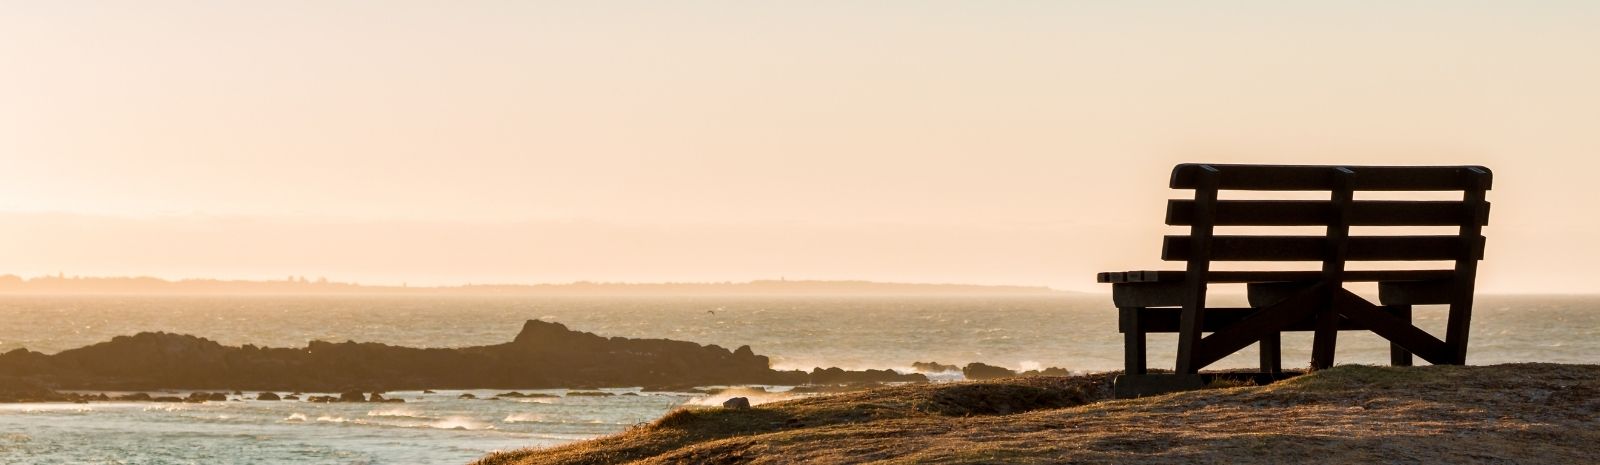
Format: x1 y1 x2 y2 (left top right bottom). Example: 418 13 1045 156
1 294 1596 464
0 388 688 464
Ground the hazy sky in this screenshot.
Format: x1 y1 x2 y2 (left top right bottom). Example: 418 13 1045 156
3 1 1597 292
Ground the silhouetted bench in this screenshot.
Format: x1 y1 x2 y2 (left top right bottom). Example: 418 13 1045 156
1099 164 1491 398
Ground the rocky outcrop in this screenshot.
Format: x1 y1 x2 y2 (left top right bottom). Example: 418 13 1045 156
566 391 613 397
0 320 966 396
186 392 227 402
495 391 557 399
911 361 959 373
962 362 1017 380
808 367 927 385
0 320 812 392
1018 367 1072 377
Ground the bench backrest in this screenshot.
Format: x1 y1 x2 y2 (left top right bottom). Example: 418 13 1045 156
1165 164 1491 284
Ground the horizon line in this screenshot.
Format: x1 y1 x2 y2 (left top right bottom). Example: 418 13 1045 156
0 273 1073 296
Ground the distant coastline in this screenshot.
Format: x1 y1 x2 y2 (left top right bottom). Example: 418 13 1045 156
0 275 1066 297
0 319 949 395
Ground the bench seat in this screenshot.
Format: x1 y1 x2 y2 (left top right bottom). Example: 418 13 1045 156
1117 306 1413 333
1104 274 1456 308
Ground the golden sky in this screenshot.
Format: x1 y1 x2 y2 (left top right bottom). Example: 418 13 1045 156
2 2 1597 292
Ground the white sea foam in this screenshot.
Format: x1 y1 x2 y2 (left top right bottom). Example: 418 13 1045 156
427 416 495 430
2 404 92 413
502 413 545 423
367 407 428 418
684 387 801 407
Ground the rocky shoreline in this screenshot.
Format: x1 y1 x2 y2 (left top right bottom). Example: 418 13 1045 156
473 363 1600 465
0 320 958 400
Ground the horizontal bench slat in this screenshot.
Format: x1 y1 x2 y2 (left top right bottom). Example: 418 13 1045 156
1119 306 1408 333
1170 164 1492 191
1097 270 1454 283
1166 200 1490 226
1379 279 1458 305
1162 235 1485 261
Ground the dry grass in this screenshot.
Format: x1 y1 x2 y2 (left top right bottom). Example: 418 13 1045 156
473 364 1600 465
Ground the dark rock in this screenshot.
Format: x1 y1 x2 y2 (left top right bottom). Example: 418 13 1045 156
184 392 225 403
458 393 477 399
912 361 959 373
962 363 1017 380
307 395 338 403
495 391 559 398
1019 367 1072 377
0 378 69 402
809 367 928 385
117 392 152 401
722 397 751 409
566 391 612 397
152 396 183 402
368 392 385 402
256 392 281 401
0 320 809 392
422 390 436 394
339 391 366 402
283 395 300 400
789 383 884 394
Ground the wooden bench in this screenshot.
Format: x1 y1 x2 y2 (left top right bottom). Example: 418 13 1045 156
1099 164 1491 398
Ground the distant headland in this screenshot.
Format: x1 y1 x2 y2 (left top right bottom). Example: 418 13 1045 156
0 275 1066 296
0 319 932 395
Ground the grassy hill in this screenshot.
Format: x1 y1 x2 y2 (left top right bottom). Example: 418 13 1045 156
473 363 1599 465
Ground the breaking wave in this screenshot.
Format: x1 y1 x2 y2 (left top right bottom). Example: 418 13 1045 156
502 413 545 423
367 407 428 418
684 387 803 407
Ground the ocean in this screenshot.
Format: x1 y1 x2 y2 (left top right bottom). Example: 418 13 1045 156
2 294 1596 464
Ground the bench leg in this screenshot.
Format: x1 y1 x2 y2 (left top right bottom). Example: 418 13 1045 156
1120 307 1146 375
1310 310 1338 370
1260 332 1281 373
1390 305 1414 367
